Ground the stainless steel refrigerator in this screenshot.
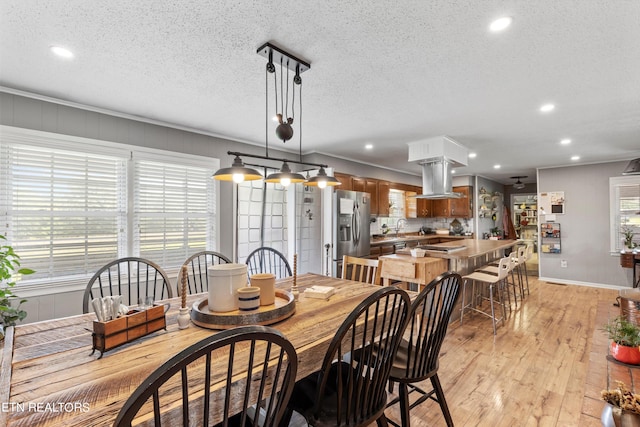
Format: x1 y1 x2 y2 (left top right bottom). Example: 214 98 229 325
332 190 371 275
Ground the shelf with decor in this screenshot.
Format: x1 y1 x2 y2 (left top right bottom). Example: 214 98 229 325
512 194 538 240
540 222 561 254
478 191 502 220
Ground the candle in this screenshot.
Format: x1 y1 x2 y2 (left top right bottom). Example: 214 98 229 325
292 253 299 301
181 265 188 309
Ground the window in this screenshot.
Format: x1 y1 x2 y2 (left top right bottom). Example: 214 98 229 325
0 142 126 280
0 126 219 286
236 172 288 262
134 157 216 267
610 176 640 252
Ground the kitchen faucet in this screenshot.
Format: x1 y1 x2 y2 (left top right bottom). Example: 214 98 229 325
395 218 407 237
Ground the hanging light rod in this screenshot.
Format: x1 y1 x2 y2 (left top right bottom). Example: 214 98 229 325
257 42 310 74
227 151 328 169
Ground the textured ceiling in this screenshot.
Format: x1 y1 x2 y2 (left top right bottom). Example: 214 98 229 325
1 1 639 184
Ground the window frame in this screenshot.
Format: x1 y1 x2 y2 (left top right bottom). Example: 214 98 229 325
609 175 640 253
0 125 220 295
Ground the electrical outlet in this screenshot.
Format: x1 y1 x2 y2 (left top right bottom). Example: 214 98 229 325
561 260 567 268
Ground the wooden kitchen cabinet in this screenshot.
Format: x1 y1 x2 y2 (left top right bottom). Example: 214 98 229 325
431 198 449 217
366 179 379 215
417 197 432 218
429 186 472 218
450 186 472 218
350 176 366 192
334 172 353 190
377 180 390 216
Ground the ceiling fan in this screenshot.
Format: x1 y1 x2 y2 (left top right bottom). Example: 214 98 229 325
511 176 527 190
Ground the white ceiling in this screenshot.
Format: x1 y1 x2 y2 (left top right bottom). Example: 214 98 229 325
1 1 639 185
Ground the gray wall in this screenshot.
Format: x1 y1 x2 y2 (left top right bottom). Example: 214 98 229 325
538 161 631 287
0 92 423 256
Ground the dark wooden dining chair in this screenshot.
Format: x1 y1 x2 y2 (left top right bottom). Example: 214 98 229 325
341 255 380 285
245 247 292 279
82 257 173 313
176 250 232 295
387 272 462 427
114 325 298 427
280 286 411 427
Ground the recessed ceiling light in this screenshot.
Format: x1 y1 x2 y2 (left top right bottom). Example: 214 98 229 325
560 138 572 145
468 152 477 159
489 16 513 32
451 169 456 174
571 155 580 161
365 144 373 150
539 103 555 113
493 164 501 169
50 45 74 59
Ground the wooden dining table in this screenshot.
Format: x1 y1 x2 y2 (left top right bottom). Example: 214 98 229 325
0 273 389 427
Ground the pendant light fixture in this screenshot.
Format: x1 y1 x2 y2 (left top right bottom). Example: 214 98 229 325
212 155 262 183
261 43 307 186
305 167 341 188
511 176 527 190
212 42 340 188
264 161 306 186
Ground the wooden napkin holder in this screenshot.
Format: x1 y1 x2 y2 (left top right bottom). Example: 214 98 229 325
91 304 166 358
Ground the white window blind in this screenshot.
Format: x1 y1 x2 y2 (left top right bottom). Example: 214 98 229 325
1 126 220 288
0 143 126 280
134 159 216 267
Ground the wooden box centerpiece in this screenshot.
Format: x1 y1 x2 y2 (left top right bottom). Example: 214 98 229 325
91 304 166 358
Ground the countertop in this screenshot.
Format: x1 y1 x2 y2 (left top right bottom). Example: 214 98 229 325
370 234 470 247
394 239 518 260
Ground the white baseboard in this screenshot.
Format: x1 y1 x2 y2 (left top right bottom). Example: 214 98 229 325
538 276 628 290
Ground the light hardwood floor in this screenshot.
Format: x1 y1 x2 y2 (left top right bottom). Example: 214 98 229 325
378 274 618 427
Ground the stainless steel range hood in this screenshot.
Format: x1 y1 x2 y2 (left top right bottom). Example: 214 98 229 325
408 136 468 199
414 159 462 199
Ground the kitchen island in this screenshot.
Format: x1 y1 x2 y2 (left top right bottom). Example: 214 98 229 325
385 238 518 277
370 234 470 257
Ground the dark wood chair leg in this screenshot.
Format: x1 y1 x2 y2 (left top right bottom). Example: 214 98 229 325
376 414 390 427
279 407 294 427
399 382 411 427
431 374 454 427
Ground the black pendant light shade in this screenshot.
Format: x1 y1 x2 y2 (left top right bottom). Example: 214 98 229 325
305 167 341 188
264 161 306 186
212 155 262 183
511 175 527 190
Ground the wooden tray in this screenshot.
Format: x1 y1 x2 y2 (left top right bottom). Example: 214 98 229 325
91 305 167 358
191 289 295 329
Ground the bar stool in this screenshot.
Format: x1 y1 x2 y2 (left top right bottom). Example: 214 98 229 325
478 248 523 310
460 256 511 335
522 243 533 295
512 245 528 298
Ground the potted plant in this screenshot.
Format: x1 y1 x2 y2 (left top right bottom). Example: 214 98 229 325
603 316 640 365
1 235 33 339
622 224 636 250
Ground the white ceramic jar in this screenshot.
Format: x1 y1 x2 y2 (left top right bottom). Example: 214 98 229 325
208 263 248 312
